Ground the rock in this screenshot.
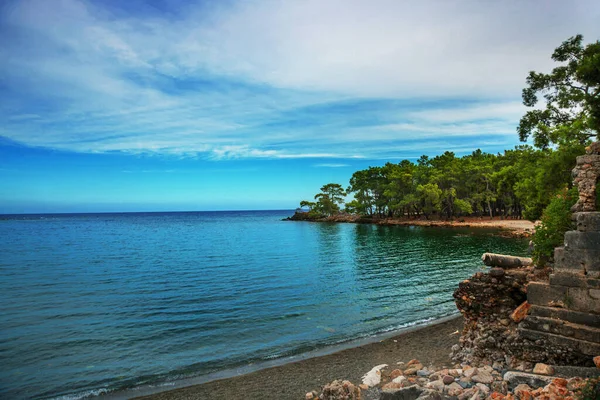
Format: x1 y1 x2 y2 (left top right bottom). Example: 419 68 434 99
358 384 369 390
382 382 403 390
446 382 464 396
415 389 442 400
417 369 431 377
513 383 531 397
404 367 420 376
594 355 600 368
457 387 479 400
448 369 462 377
567 377 586 391
407 359 421 367
390 369 403 380
480 366 494 374
392 376 408 385
463 368 478 379
475 383 490 394
552 378 568 387
426 380 445 392
472 370 494 384
380 385 423 400
458 379 471 389
305 392 314 399
428 374 440 381
510 301 531 323
489 267 505 277
320 380 361 400
442 375 455 385
361 364 387 387
532 363 554 376
503 371 554 390
491 380 508 394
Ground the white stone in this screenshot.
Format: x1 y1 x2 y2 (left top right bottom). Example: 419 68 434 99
361 364 387 387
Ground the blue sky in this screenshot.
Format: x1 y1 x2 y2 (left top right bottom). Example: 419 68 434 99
1 0 599 213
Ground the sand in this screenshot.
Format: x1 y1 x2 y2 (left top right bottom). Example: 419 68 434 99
134 316 463 400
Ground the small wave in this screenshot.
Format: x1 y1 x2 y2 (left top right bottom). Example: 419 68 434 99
50 387 111 400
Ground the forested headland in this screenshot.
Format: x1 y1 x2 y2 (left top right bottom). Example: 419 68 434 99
295 35 600 225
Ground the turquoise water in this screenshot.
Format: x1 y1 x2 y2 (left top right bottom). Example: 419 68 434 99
0 211 528 399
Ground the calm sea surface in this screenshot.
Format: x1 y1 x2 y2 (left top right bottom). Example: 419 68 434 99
0 210 528 399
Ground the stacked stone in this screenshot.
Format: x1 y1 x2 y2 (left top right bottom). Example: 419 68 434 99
452 267 532 367
519 142 600 367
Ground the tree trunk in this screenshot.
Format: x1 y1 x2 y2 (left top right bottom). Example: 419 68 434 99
481 253 533 268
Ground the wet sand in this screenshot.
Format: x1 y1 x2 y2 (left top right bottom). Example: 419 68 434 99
135 316 463 400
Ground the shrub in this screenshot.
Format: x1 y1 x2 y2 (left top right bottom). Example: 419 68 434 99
531 187 578 266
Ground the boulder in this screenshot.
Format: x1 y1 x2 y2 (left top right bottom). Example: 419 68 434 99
532 363 554 376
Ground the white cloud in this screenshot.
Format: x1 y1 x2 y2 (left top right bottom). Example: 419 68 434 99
1 0 598 157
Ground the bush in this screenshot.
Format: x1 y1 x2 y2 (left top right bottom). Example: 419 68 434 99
531 187 578 265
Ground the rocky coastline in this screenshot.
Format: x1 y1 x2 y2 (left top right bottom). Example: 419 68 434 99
304 144 600 399
284 213 535 239
303 251 599 400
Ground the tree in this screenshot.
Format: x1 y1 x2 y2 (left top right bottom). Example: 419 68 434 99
416 183 442 219
299 200 316 211
518 35 600 149
314 183 346 216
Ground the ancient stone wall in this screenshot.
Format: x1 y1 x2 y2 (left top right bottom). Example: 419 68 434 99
452 265 548 368
518 142 600 367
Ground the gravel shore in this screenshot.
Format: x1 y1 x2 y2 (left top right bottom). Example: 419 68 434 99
135 316 463 400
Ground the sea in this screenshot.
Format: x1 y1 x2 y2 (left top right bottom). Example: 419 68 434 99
0 210 529 399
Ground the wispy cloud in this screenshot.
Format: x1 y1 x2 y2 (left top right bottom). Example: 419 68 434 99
314 163 350 168
0 0 598 159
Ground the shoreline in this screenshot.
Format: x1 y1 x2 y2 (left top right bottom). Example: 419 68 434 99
123 315 463 400
287 214 536 238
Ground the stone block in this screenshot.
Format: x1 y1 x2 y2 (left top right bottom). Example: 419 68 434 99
527 282 567 307
519 328 600 356
530 305 600 326
521 316 600 343
552 365 600 379
574 212 600 232
567 287 600 314
550 272 600 289
527 282 600 314
554 246 600 273
503 371 554 390
564 231 600 249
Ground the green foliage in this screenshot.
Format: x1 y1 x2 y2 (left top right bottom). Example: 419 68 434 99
518 34 599 148
416 183 442 218
299 36 595 225
531 187 578 265
577 377 600 400
313 183 346 216
299 200 316 210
